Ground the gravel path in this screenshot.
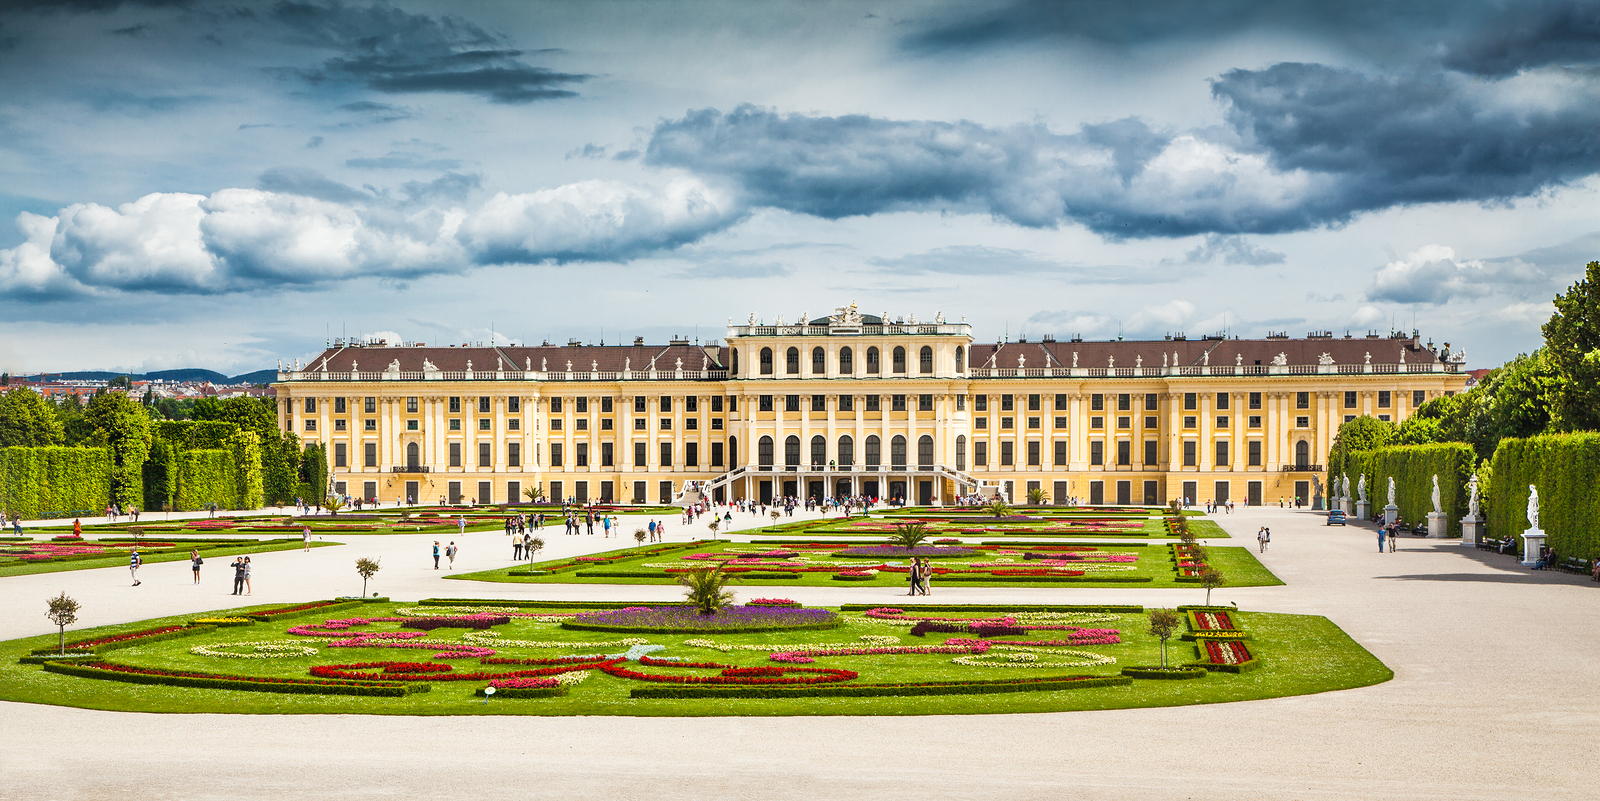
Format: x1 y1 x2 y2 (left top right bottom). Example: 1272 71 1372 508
1 506 1595 800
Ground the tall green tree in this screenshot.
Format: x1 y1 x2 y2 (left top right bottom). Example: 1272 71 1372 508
0 388 63 446
84 391 153 508
1543 260 1600 431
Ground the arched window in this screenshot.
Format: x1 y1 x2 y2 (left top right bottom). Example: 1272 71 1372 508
866 347 880 374
811 435 826 466
865 435 881 468
955 435 966 471
785 435 801 466
839 347 854 374
1295 440 1310 468
731 348 739 375
954 346 964 374
919 346 933 374
786 347 800 374
891 435 907 467
406 442 419 468
758 436 774 467
729 436 738 468
892 346 906 373
759 348 773 375
917 435 934 468
811 347 825 374
838 435 854 466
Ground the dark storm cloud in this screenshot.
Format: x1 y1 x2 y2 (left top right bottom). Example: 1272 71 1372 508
269 1 588 104
256 166 368 203
1440 0 1600 76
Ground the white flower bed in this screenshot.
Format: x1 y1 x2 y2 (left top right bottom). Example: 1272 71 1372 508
952 647 1116 668
189 641 320 658
462 631 649 649
682 634 901 652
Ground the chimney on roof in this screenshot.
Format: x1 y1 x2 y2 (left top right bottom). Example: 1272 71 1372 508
634 336 645 346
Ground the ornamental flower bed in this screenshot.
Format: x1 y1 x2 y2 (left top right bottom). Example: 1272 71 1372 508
1201 640 1252 665
564 605 840 633
401 615 510 631
832 546 976 558
66 625 188 650
1190 611 1238 631
747 598 800 607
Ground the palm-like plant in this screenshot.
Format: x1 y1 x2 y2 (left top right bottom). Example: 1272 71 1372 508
523 484 542 504
321 495 348 516
678 566 735 616
888 521 931 549
1026 487 1047 506
985 499 1012 519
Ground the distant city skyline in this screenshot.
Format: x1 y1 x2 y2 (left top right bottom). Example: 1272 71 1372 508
2 1 1596 375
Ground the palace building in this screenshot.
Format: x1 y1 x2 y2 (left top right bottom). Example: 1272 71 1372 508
274 304 1468 508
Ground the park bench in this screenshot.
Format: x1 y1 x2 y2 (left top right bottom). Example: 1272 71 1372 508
1556 557 1590 576
1477 537 1502 552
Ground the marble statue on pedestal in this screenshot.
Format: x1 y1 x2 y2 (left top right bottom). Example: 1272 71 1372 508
1387 477 1396 507
1431 475 1442 515
1467 474 1480 518
1527 485 1539 530
1358 474 1367 503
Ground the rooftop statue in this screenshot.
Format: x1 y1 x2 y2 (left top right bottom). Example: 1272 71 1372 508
1272 352 1288 366
1318 352 1334 365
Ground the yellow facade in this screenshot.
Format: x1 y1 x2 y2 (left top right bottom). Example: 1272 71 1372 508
275 309 1466 507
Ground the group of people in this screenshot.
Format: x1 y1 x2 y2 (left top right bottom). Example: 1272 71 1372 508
1256 526 1271 552
1377 521 1404 552
431 541 458 569
104 503 140 522
906 557 935 596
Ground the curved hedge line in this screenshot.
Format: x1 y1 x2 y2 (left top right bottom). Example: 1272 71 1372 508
39 660 419 696
1488 433 1600 560
1330 442 1473 535
0 446 113 520
628 675 1131 699
1120 666 1207 680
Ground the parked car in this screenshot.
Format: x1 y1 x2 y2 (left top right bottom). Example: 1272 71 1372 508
1326 510 1347 526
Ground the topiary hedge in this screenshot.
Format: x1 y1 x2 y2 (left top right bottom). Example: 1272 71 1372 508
1487 433 1600 560
1120 666 1207 679
628 675 1131 699
175 449 236 511
1333 442 1474 535
0 446 113 520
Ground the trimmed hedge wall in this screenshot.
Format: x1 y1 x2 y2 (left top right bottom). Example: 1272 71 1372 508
39 660 419 696
1488 433 1600 560
1331 443 1474 536
175 449 235 511
0 446 113 519
628 675 1131 699
837 603 1144 613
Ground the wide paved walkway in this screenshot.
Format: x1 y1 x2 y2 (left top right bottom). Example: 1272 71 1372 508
1 507 1596 800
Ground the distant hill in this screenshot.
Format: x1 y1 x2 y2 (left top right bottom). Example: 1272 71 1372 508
19 368 275 385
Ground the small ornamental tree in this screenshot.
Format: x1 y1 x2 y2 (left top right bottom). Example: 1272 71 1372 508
1147 609 1181 668
46 592 80 655
526 536 544 565
769 509 781 530
678 566 735 616
634 529 647 545
1200 565 1227 605
355 557 381 597
707 519 720 540
888 521 932 549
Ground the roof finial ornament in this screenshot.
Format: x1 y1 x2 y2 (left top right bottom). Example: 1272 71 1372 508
465 360 472 372
1236 353 1242 366
592 360 598 371
1109 354 1115 368
1365 351 1371 365
1136 355 1142 368
566 360 572 372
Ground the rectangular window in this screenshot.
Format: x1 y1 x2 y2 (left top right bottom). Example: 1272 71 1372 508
760 395 774 412
659 481 673 504
711 441 724 467
685 442 698 467
634 418 645 430
659 418 672 430
1296 392 1310 409
549 481 563 503
478 418 491 431
575 397 588 413
660 396 672 413
956 395 965 411
1144 440 1157 465
509 442 521 468
813 395 827 412
918 394 933 411
660 442 673 467
1054 440 1067 465
1000 441 1014 466
407 397 418 413
710 396 722 412
1055 416 1068 429
632 481 646 503
1117 416 1131 429
1378 391 1391 408
364 419 377 431
728 396 737 412
548 419 561 431
1090 416 1103 429
1001 395 1014 411
508 419 520 431
449 443 461 467
635 442 646 465
1091 394 1104 411
1183 416 1196 429
686 418 697 430
866 395 880 412
976 418 988 430
1248 440 1262 466
335 419 347 431
550 397 563 413
839 394 854 411
1117 440 1131 466
1183 393 1197 410
550 443 562 467
1215 393 1228 410
362 397 375 414
304 419 317 431
1378 414 1391 422
1296 416 1310 428
478 442 491 467
1056 394 1068 411
601 442 613 467
975 395 988 411
974 441 988 466
1145 393 1158 411
508 396 520 413
785 395 800 412
1027 416 1041 429
1216 441 1229 465
1089 441 1103 466
1248 415 1261 428
448 397 460 413
686 396 698 412
891 395 907 412
1216 416 1229 428
1145 416 1157 429
1028 394 1041 411
305 398 318 414
407 420 419 431
634 396 646 412
601 397 614 413
1183 441 1197 466
478 397 491 413
1118 393 1131 411
334 443 347 467
1248 392 1261 410
363 442 377 467
1344 391 1358 408
709 419 720 430
1027 440 1041 466
576 443 588 467
1001 416 1014 429
1413 390 1426 407
1345 415 1357 423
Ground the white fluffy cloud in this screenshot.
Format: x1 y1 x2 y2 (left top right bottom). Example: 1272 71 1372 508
1368 244 1549 304
0 177 740 297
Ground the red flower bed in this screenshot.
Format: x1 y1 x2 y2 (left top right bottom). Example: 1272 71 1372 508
312 658 616 682
68 625 187 649
381 662 453 674
600 660 856 685
255 601 344 618
1202 640 1252 665
82 661 397 687
1192 611 1237 631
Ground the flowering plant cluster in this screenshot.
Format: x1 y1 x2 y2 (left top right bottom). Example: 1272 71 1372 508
254 601 346 619
75 660 408 689
1191 611 1237 631
394 605 576 620
402 615 510 631
287 617 496 658
769 644 983 664
1202 639 1252 665
312 657 614 682
746 598 800 607
189 641 319 659
600 656 857 685
67 625 187 649
833 545 977 558
489 676 560 690
569 605 839 631
463 631 648 649
682 635 900 653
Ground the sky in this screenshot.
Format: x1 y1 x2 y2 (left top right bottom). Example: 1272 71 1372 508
1 0 1597 375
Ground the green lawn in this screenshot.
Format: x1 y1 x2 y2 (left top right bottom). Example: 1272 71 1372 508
0 600 1389 716
446 539 1282 589
0 540 343 578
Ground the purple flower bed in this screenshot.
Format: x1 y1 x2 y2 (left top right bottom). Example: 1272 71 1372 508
565 605 840 632
832 546 977 559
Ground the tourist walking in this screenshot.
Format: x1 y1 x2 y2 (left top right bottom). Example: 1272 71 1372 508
190 549 202 584
129 549 142 586
242 556 252 595
918 558 932 596
302 526 312 552
432 541 441 569
1377 527 1386 553
513 535 522 560
906 559 920 596
230 558 245 595
457 516 467 536
446 541 458 569
1257 527 1269 553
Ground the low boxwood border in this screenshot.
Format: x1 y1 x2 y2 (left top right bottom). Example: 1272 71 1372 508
1186 659 1262 674
245 600 363 622
38 660 422 696
839 603 1144 613
628 675 1132 699
1120 666 1207 680
931 575 1153 583
476 685 569 699
34 624 216 655
560 620 844 635
419 598 694 609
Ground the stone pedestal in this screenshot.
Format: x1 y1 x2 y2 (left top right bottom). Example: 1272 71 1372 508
1460 515 1481 546
1520 529 1546 566
1383 504 1398 526
1356 500 1370 520
1427 511 1447 538
1343 496 1355 516
1312 496 1324 511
